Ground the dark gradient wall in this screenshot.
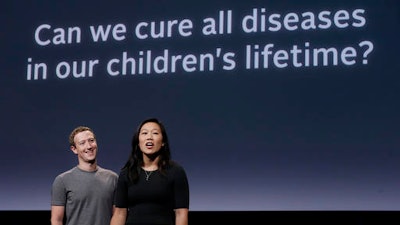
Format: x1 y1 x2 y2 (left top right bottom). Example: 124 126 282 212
1 0 399 211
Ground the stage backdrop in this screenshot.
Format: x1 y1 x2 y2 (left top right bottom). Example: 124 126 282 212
1 0 399 210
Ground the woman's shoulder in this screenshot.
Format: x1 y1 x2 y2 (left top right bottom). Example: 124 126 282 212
168 160 183 169
119 167 129 176
167 161 187 175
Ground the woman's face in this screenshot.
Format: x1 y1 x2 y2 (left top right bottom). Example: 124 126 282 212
138 122 164 155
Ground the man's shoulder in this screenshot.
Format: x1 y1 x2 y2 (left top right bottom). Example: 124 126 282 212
56 167 78 177
97 166 118 177
53 167 78 184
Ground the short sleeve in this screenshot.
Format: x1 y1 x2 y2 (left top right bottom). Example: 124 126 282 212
51 175 67 206
114 170 129 208
172 165 189 209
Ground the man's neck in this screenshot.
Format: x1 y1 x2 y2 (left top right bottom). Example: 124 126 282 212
77 161 98 172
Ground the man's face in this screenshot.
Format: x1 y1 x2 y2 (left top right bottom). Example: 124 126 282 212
71 130 97 163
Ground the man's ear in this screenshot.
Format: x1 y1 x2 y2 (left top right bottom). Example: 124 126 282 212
70 145 78 154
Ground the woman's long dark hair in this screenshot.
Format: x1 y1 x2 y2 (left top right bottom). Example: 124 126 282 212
122 118 172 183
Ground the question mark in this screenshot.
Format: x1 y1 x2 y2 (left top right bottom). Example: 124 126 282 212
359 40 374 64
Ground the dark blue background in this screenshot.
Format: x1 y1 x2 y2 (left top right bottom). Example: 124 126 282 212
1 0 399 210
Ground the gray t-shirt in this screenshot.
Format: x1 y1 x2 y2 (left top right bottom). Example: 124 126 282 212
51 166 118 225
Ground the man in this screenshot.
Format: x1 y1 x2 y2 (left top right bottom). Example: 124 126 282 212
51 126 118 225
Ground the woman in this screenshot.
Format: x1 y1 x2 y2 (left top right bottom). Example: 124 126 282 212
111 118 189 225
